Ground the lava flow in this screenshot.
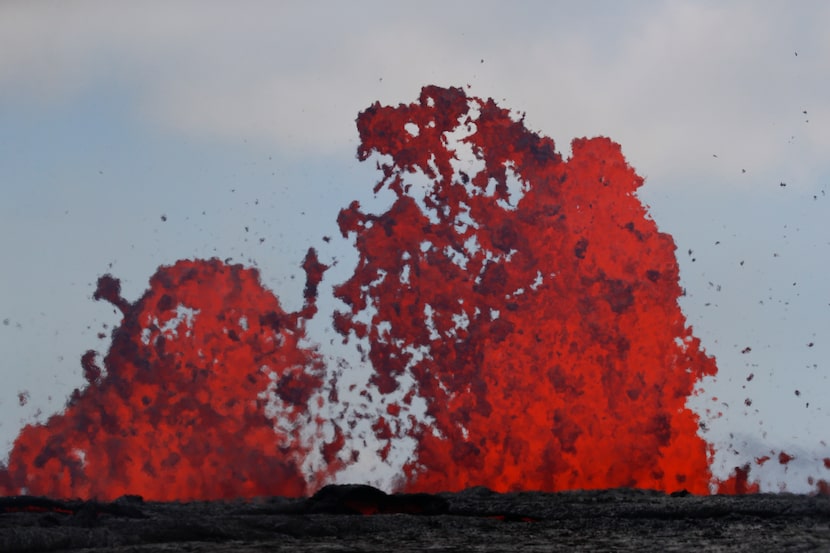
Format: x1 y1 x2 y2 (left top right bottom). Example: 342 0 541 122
334 85 719 494
0 251 338 501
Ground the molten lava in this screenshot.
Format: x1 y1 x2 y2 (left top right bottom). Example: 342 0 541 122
334 85 718 494
1 252 336 500
6 85 819 500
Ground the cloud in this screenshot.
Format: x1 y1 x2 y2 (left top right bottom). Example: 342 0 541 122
1 1 828 187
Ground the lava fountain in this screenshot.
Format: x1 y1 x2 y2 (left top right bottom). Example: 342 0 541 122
2 85 771 500
334 85 718 494
1 252 339 500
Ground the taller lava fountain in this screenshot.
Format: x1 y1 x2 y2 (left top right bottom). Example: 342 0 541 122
333 85 718 494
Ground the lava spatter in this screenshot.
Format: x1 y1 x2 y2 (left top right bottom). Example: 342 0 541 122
4 84 813 499
334 85 719 494
1 252 336 501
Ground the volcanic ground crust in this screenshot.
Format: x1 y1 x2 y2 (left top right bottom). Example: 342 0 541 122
2 486 829 552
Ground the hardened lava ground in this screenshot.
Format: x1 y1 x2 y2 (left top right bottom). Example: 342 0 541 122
2 485 829 552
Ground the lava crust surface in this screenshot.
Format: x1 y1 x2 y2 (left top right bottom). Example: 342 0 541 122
2 485 829 552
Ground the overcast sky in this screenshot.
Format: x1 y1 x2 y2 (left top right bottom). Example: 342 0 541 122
1 1 828 492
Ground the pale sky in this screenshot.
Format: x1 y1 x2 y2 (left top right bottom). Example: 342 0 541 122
1 0 829 492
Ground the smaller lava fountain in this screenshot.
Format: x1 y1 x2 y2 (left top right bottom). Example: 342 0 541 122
1 251 338 500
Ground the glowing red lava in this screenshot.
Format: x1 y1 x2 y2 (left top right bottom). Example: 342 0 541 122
6 85 819 500
1 252 336 500
334 85 718 494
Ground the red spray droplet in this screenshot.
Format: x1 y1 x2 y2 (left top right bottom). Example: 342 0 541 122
779 451 795 465
717 464 761 495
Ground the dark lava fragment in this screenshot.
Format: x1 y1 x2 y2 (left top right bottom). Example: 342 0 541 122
302 484 449 515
